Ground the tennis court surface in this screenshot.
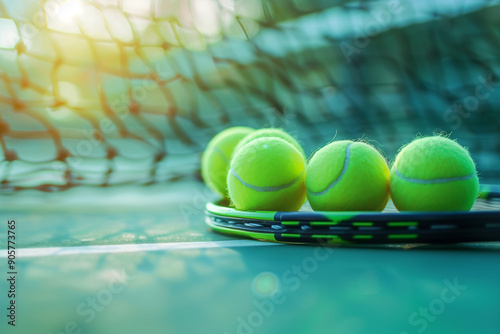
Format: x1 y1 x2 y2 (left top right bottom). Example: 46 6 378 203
2 184 500 334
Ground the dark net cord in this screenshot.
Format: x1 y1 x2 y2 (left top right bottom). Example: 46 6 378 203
0 0 499 191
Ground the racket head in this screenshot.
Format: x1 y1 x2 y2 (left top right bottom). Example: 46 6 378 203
205 186 500 245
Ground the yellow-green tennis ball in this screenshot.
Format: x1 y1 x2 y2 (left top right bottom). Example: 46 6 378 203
306 140 390 211
390 136 479 211
234 128 305 157
202 127 254 198
227 137 307 211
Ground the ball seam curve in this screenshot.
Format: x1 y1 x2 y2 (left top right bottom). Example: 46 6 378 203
393 167 476 184
307 143 352 196
230 168 305 192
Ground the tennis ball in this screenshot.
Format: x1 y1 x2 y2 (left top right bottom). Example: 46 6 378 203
234 128 305 157
390 136 479 211
202 127 254 198
306 140 390 211
227 137 307 211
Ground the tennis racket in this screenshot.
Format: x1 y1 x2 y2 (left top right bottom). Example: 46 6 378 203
205 184 500 244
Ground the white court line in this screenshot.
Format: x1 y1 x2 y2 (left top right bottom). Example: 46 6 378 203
2 240 283 258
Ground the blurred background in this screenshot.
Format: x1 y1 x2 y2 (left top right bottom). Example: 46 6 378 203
0 0 499 190
1 1 500 334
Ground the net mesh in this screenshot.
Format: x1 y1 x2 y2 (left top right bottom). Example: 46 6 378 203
0 0 499 191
